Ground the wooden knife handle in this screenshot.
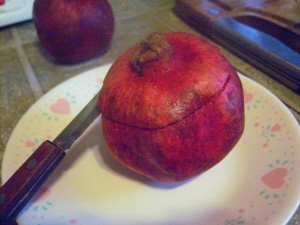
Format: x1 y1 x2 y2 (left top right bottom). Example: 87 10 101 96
174 0 222 36
0 141 65 224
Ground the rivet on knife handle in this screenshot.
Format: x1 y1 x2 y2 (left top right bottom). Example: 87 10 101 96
0 141 65 224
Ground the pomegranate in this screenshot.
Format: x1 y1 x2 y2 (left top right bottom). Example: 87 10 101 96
33 0 114 63
98 32 244 182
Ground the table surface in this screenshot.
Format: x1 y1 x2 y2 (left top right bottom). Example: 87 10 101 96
0 0 299 224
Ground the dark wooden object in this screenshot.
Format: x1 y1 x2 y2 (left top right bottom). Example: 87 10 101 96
174 0 300 53
0 141 65 224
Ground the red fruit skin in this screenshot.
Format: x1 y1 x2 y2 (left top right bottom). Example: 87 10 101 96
33 0 114 63
99 32 244 182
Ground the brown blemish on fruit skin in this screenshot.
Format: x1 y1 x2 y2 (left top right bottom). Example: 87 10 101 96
130 32 173 76
165 75 231 124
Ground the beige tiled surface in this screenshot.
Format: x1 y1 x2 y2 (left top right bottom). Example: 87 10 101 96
0 0 299 224
1 47 36 159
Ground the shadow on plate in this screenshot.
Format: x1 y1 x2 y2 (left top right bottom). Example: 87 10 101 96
45 116 189 190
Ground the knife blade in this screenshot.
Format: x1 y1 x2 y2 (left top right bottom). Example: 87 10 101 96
210 17 300 93
0 91 101 224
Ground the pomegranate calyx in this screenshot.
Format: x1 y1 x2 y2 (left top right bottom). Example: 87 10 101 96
130 32 173 76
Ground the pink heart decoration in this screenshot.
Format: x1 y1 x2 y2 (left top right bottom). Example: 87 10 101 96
271 123 281 132
25 139 36 148
97 76 104 84
244 91 253 103
261 167 288 189
50 98 71 115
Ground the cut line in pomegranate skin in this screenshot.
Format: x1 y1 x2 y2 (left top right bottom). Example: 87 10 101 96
98 32 245 182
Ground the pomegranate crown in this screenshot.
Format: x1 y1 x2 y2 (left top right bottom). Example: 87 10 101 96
130 32 173 76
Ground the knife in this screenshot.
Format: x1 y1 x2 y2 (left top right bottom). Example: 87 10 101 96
210 17 300 93
0 91 101 224
174 0 300 93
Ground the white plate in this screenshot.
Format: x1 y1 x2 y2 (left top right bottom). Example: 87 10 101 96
2 64 299 225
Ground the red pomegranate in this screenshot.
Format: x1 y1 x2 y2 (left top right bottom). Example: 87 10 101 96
33 0 114 63
98 32 244 182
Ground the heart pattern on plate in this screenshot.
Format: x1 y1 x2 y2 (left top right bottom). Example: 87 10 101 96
261 167 288 189
49 98 71 115
243 90 254 103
